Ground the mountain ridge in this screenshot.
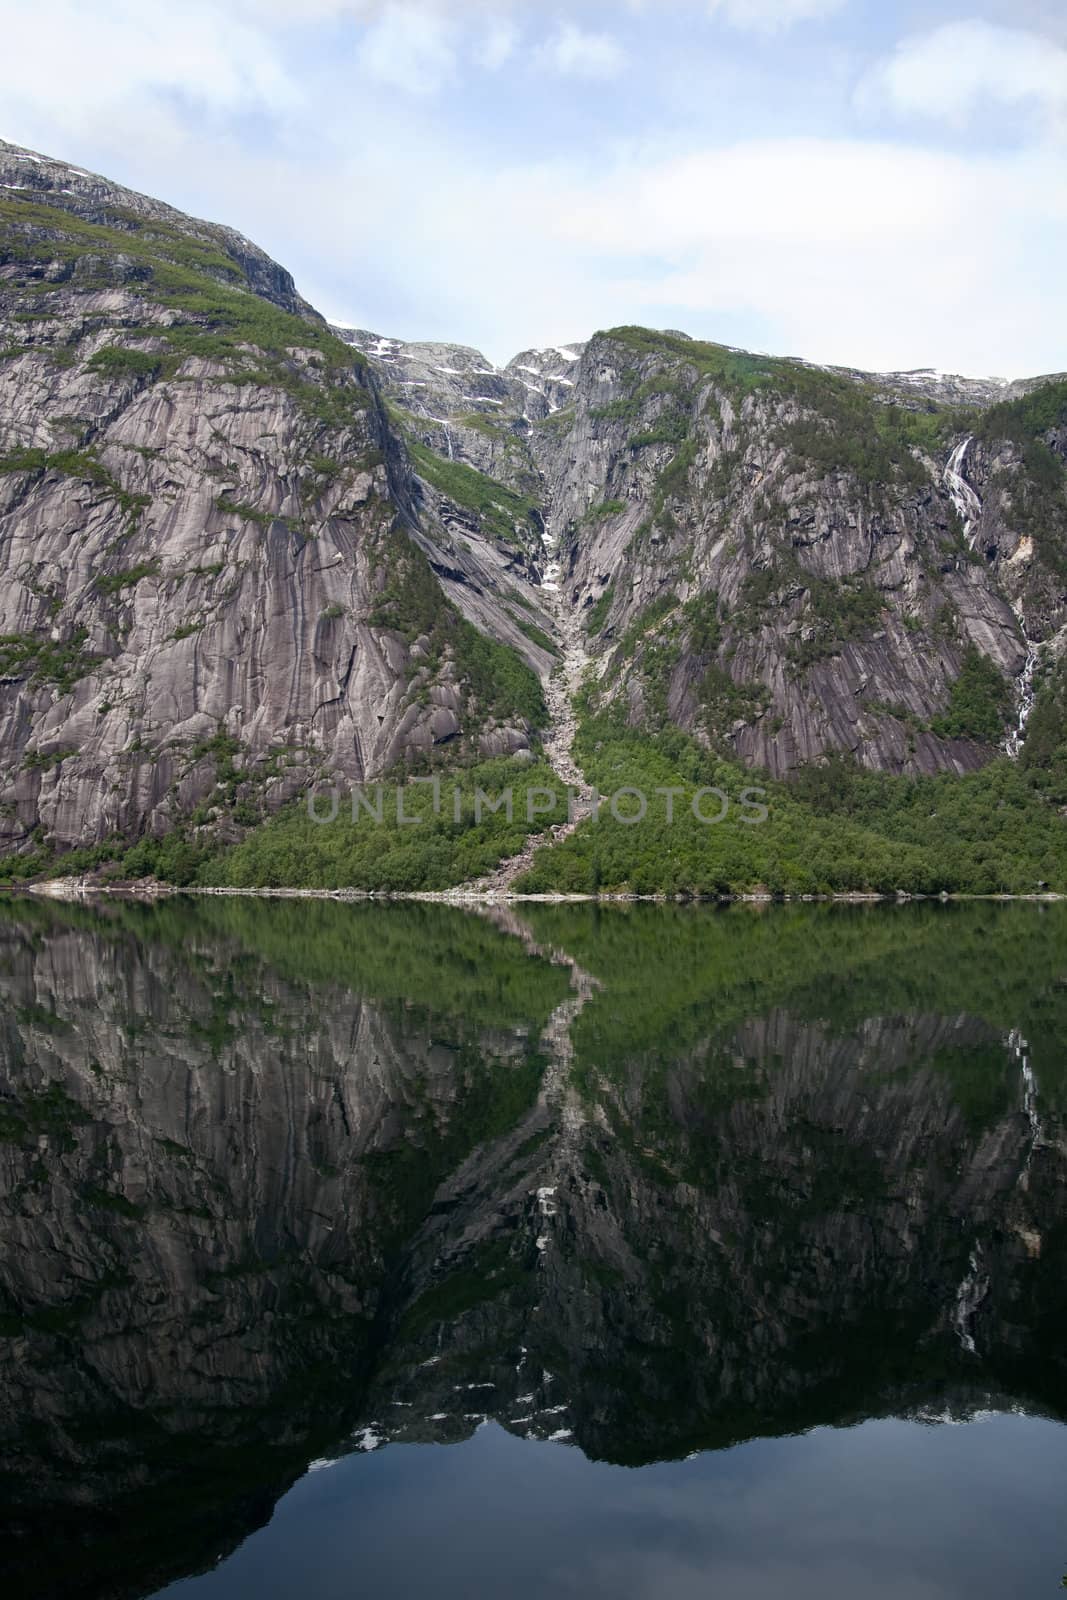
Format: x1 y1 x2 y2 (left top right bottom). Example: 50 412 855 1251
340 322 1064 413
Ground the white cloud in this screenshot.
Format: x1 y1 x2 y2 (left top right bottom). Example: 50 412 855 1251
276 128 1064 379
706 0 846 34
359 3 458 94
540 22 626 79
1 0 1064 382
476 17 519 70
0 0 298 121
858 20 1067 127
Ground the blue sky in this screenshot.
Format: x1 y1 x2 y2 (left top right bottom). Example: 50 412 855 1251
2 0 1066 376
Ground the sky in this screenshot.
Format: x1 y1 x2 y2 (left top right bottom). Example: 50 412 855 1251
2 0 1066 377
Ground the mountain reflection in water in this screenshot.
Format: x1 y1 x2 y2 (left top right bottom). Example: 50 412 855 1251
1 897 1066 1600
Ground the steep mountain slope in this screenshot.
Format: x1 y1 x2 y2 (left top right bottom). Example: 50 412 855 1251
350 323 1067 782
2 137 1066 888
532 329 1067 778
0 140 548 861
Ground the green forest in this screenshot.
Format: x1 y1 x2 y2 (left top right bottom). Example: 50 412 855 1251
6 668 1067 896
509 709 1067 897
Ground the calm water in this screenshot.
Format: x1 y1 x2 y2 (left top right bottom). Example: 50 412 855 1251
1 897 1066 1598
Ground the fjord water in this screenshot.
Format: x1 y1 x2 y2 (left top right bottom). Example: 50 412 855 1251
2 900 1067 1599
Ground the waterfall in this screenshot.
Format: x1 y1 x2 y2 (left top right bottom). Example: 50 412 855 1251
540 517 562 593
941 440 1040 760
943 436 982 548
952 1243 988 1355
1006 632 1040 758
951 1033 1041 1356
1009 1027 1042 1166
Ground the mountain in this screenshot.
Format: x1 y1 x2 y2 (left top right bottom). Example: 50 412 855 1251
1 139 1067 891
0 139 551 861
344 320 1067 778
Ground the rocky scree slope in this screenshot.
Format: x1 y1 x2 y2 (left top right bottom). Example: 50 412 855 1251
0 140 550 860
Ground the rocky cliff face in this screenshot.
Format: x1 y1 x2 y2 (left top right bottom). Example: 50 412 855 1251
0 141 549 858
531 332 1067 776
351 325 1067 779
337 327 585 468
2 137 1067 866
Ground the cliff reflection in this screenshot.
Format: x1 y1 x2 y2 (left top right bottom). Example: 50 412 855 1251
0 898 1065 1599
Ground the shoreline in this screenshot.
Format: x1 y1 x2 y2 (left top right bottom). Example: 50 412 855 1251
14 880 1067 907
